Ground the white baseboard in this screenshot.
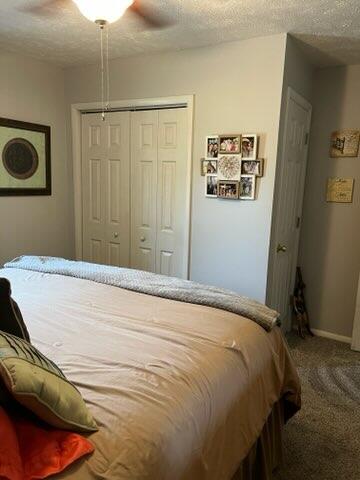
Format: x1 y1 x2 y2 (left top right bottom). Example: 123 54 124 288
312 328 352 344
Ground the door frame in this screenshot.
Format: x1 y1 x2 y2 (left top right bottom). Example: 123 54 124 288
266 87 312 331
71 95 194 278
351 273 360 351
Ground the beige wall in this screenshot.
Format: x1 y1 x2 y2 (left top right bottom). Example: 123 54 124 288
299 65 360 338
0 51 74 266
65 34 287 302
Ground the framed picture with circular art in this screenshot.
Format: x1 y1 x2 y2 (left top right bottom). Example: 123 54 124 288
0 117 51 196
218 155 241 180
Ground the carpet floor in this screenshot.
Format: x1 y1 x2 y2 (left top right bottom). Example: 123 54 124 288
274 334 360 480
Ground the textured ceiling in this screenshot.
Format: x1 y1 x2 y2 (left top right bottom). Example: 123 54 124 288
1 0 360 67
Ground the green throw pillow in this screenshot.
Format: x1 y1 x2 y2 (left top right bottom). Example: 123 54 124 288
0 331 98 433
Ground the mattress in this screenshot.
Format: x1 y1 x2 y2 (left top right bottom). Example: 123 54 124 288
1 266 301 480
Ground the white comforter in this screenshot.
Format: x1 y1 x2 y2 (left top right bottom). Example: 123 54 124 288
1 266 300 480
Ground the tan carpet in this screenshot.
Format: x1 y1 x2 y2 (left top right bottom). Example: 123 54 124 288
274 334 360 480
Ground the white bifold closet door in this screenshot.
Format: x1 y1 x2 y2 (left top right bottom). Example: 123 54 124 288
131 108 188 278
81 108 189 279
81 111 131 267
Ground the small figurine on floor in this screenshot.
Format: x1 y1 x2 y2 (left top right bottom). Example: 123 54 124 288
292 267 313 339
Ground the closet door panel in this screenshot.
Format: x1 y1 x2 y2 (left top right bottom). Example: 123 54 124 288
159 250 173 276
156 108 189 278
104 112 131 267
90 239 103 264
89 158 102 223
130 110 158 272
82 116 106 264
82 112 130 267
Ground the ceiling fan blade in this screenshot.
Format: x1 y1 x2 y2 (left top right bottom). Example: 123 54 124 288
127 1 174 29
18 0 70 17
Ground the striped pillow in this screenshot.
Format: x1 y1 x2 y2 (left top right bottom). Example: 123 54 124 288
0 278 30 342
0 331 98 433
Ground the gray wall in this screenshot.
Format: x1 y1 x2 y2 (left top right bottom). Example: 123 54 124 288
64 34 287 302
3 37 357 337
0 51 74 266
281 36 314 101
299 65 360 338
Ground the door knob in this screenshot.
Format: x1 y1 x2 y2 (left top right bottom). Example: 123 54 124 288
140 236 146 242
277 244 287 253
114 232 119 238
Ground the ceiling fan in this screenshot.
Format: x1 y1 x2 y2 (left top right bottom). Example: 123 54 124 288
19 0 172 29
19 0 174 119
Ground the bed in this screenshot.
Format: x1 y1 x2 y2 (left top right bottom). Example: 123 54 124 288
1 259 300 480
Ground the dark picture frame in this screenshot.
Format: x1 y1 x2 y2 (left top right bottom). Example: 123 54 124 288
0 117 51 196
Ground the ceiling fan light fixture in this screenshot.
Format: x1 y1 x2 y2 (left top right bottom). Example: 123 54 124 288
72 0 133 24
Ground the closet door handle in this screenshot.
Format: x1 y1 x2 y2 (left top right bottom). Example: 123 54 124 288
114 232 119 239
140 236 146 242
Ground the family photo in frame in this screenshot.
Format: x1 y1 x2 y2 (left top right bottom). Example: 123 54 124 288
241 134 257 160
219 135 241 154
241 159 263 176
217 180 239 199
201 158 217 176
205 174 218 197
206 136 219 159
240 175 256 200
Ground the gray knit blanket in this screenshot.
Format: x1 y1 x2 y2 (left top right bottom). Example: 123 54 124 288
4 256 280 332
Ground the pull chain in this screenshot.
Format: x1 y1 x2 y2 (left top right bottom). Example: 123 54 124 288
100 24 105 121
98 21 110 121
106 25 110 112
95 20 110 122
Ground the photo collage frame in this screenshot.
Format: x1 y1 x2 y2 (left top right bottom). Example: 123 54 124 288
202 134 263 200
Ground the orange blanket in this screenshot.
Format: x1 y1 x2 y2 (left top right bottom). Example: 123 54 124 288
0 407 94 480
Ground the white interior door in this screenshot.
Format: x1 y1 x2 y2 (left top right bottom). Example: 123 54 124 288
131 108 189 278
267 88 312 329
82 112 130 266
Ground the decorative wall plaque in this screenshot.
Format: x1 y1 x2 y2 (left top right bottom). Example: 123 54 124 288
0 118 51 196
330 130 360 158
218 155 241 180
326 178 354 203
